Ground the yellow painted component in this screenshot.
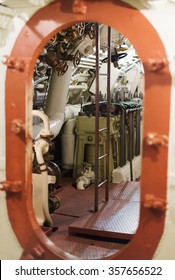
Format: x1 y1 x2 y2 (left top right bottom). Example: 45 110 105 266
73 115 120 181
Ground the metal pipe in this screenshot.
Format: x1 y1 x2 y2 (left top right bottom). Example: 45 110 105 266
128 111 133 181
79 61 96 66
135 109 141 156
126 107 142 113
77 65 95 69
69 83 87 91
132 111 134 159
33 62 74 140
33 139 53 226
120 108 126 166
32 110 52 138
98 153 108 160
34 76 48 85
111 136 118 168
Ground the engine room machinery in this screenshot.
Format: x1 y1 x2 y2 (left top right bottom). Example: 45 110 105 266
31 21 143 226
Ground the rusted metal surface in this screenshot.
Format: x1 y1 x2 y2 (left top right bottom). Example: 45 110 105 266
5 0 171 260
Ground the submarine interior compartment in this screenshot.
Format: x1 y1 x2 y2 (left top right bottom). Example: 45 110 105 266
31 22 144 259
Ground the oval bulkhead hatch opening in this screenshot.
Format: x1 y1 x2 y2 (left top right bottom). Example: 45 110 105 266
4 0 170 260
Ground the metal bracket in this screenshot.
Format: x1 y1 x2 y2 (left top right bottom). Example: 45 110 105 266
146 132 168 147
2 55 26 71
144 194 167 212
11 119 25 134
147 58 167 72
73 0 87 14
0 181 22 193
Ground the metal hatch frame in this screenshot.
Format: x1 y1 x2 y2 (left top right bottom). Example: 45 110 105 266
4 0 171 259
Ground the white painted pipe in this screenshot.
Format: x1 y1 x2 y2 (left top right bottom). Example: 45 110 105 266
76 173 95 190
81 57 96 62
76 176 90 190
33 139 53 226
64 104 81 121
34 139 49 167
69 83 87 91
33 62 73 140
78 62 96 67
45 64 72 117
32 110 52 138
77 65 95 69
33 105 81 140
73 73 91 78
61 119 76 169
76 180 86 190
48 115 65 139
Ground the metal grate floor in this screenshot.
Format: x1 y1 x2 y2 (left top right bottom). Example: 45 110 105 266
49 179 140 259
69 181 140 240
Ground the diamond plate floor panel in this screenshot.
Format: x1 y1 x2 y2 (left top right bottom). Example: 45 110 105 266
53 180 140 241
69 200 139 240
50 213 125 259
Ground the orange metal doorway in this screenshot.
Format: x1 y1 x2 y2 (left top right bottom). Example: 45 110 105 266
5 0 171 259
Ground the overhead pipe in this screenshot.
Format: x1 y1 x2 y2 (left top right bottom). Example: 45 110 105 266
45 62 73 138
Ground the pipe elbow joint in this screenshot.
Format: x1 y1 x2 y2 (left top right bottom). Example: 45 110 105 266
76 176 90 190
